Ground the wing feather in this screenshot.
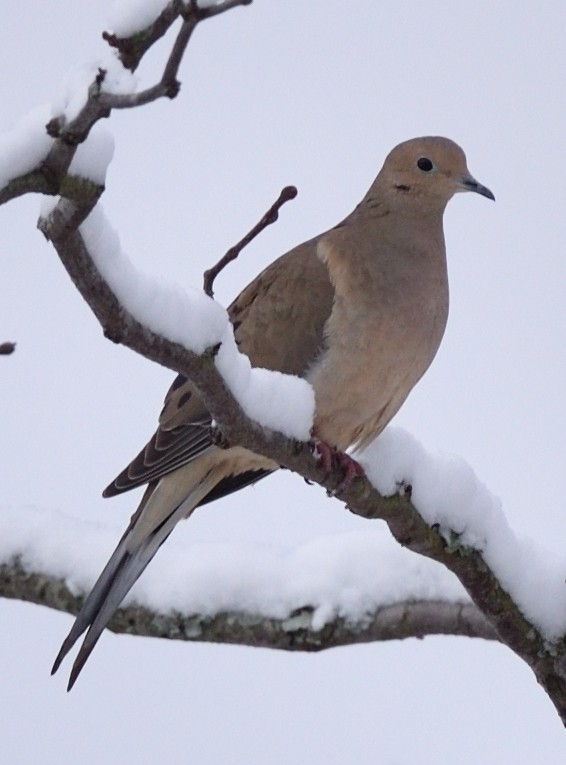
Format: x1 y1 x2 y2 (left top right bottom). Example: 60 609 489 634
103 243 334 501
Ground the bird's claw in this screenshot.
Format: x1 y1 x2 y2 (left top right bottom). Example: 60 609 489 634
309 437 364 495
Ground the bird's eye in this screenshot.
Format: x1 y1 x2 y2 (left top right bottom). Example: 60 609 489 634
417 157 434 172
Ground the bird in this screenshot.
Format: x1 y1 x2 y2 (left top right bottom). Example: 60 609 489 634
52 136 494 689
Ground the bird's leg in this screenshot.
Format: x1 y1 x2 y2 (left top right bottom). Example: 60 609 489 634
309 435 364 495
334 452 365 493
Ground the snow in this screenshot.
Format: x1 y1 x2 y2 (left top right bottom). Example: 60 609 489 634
215 337 315 440
76 204 314 440
52 51 137 123
108 0 171 37
0 105 54 189
68 124 115 185
0 505 467 629
107 0 243 37
79 204 228 352
0 56 131 194
358 427 566 640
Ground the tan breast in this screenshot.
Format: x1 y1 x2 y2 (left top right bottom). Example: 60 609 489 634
309 228 448 451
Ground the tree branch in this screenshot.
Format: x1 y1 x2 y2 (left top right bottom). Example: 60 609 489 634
0 560 498 648
0 0 253 208
102 0 252 73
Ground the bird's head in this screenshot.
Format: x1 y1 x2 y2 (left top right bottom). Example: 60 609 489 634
378 136 495 210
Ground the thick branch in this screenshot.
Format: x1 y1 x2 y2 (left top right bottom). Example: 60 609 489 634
0 560 498 648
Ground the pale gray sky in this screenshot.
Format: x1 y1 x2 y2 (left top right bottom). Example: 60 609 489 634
1 2 566 762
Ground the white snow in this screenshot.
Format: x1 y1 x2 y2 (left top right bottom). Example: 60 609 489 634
358 427 566 640
0 105 54 189
107 0 243 37
68 124 115 185
0 55 132 192
108 0 171 37
76 204 314 440
215 336 315 441
79 204 229 353
0 505 467 629
52 51 137 123
138 525 467 627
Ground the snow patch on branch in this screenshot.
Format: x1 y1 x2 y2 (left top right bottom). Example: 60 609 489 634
80 205 228 353
69 125 115 185
0 505 467 627
215 338 315 440
79 205 314 440
0 106 54 188
108 0 171 37
359 427 566 640
52 51 137 122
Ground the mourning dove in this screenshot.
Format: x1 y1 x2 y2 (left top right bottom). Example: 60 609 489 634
52 136 494 688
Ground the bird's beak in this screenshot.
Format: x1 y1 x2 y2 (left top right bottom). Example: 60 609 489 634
459 175 495 201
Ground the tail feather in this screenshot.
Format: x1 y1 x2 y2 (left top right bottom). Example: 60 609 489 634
52 469 216 690
66 536 169 691
51 534 132 677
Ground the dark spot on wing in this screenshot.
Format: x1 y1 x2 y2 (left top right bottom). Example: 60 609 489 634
177 391 192 409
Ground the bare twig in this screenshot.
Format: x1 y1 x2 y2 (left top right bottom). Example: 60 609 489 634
0 341 16 355
203 185 298 297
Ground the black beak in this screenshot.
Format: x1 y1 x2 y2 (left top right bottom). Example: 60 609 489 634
461 175 495 201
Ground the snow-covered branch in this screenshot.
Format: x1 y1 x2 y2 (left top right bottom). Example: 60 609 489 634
0 560 496 649
0 0 251 208
0 507 496 648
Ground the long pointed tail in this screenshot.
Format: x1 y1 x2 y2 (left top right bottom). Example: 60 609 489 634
52 467 217 690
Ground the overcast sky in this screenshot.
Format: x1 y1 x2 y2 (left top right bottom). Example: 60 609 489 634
2 2 566 762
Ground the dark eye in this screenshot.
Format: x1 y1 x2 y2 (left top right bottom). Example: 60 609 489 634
417 157 434 172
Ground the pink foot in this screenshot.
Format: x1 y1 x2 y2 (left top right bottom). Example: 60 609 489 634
309 437 364 494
